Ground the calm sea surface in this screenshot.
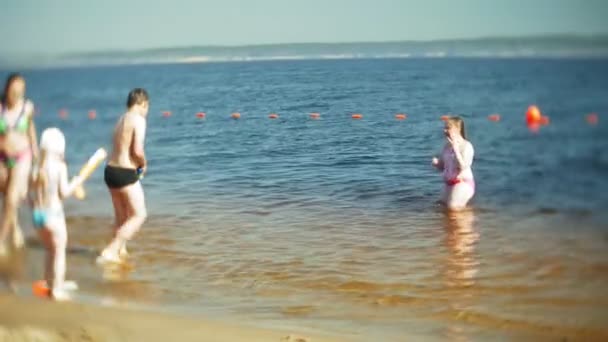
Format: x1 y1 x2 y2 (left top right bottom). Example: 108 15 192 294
2 58 608 340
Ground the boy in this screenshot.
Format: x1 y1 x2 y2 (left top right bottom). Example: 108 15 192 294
97 88 148 264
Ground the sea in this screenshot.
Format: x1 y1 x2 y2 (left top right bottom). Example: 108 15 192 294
1 39 608 340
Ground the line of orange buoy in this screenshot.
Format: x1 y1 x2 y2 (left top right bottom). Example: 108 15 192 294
49 108 600 128
587 113 599 125
488 114 501 122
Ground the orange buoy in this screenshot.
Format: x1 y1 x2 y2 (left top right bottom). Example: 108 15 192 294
196 112 206 119
32 280 50 298
587 113 599 125
440 115 450 121
488 114 501 122
268 113 279 119
351 113 363 120
231 112 241 119
59 109 68 119
395 113 407 120
526 105 542 125
162 111 172 118
310 113 321 119
88 110 97 120
528 123 541 133
539 116 550 126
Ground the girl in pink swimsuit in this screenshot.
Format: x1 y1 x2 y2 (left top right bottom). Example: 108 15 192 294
432 116 475 210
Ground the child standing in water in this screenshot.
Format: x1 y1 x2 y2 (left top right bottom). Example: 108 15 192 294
31 128 85 300
432 116 475 210
98 88 149 264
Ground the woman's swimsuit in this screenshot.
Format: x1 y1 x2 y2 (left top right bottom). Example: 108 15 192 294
0 101 31 168
104 165 141 189
442 143 475 191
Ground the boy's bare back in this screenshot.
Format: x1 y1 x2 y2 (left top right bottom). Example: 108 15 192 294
108 112 146 169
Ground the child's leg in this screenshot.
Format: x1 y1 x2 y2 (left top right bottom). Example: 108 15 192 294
49 220 67 295
446 183 474 210
37 228 54 285
100 182 146 261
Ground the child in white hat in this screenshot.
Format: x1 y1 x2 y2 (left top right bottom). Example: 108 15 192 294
30 127 84 300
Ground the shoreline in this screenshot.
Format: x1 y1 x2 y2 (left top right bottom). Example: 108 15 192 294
0 294 353 342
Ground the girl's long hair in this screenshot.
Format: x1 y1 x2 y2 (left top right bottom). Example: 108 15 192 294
447 116 466 140
33 150 49 207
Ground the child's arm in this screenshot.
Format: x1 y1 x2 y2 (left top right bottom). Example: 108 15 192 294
132 116 147 172
58 163 85 200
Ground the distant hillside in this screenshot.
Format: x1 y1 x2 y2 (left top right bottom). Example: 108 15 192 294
4 34 608 70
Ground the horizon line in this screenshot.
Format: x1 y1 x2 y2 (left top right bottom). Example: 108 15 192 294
57 32 608 57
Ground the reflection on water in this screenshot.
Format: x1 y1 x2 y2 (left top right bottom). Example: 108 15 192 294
442 209 479 342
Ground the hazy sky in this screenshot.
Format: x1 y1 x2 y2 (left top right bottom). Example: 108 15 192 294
1 0 606 54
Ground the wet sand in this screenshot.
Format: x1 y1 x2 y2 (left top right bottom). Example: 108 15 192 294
0 295 350 342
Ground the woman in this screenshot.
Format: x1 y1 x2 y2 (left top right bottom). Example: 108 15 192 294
0 73 39 254
432 116 475 210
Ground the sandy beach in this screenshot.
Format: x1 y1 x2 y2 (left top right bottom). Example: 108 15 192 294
0 295 351 342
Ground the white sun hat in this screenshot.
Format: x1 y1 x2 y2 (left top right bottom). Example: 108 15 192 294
40 127 66 155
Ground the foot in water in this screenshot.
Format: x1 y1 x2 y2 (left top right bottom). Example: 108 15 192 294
52 288 72 301
12 226 24 249
119 245 129 260
96 250 122 265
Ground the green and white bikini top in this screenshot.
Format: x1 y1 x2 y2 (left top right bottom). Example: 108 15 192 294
0 100 29 135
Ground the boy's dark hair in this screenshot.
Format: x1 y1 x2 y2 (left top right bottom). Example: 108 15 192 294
126 88 149 108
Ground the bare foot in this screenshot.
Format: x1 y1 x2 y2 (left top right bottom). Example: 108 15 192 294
119 245 129 260
51 288 72 301
96 250 122 265
11 226 24 249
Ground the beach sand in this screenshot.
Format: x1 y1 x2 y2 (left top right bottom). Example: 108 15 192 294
0 295 351 342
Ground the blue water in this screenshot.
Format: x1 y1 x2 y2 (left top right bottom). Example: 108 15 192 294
4 58 608 340
19 58 608 217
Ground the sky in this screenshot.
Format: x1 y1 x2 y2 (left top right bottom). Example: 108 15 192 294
1 0 607 55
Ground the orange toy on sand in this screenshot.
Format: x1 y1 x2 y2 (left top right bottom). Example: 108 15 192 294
32 280 51 298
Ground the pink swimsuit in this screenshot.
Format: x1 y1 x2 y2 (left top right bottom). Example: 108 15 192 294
442 142 475 191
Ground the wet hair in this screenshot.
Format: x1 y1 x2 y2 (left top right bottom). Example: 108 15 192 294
126 88 149 108
1 73 24 106
447 116 466 140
